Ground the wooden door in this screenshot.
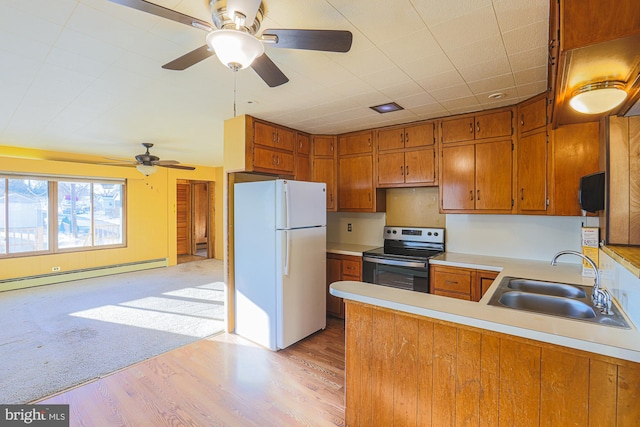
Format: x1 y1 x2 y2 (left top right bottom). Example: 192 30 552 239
405 148 435 185
378 128 405 151
519 97 547 133
326 256 343 318
405 123 435 148
274 127 294 151
475 110 512 140
312 157 336 210
176 183 190 255
339 154 373 210
296 133 310 155
313 136 336 157
518 132 547 212
193 183 208 248
441 117 475 143
339 132 373 156
254 121 277 148
441 144 475 210
295 155 311 181
378 152 406 186
475 140 513 211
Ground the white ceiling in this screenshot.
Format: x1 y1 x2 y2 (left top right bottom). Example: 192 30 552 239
0 0 549 167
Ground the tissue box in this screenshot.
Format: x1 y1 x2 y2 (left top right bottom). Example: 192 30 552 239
581 227 599 277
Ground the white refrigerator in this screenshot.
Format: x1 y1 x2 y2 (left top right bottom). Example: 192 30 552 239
234 179 327 350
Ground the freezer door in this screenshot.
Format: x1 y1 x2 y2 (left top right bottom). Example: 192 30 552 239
275 180 326 229
276 226 327 349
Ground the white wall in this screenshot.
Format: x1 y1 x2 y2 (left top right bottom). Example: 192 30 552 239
445 214 600 262
599 250 640 328
327 212 386 246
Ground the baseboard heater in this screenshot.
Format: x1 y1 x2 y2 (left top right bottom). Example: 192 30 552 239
0 258 168 292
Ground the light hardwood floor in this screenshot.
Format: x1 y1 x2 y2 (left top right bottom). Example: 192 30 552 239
39 318 346 426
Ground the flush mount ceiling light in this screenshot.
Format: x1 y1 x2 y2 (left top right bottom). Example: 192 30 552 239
206 29 265 71
569 81 628 114
370 102 404 114
136 164 158 176
488 92 506 100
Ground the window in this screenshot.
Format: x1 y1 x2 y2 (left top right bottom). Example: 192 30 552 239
0 176 125 257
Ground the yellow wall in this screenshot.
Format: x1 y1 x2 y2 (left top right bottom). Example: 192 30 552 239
0 147 223 281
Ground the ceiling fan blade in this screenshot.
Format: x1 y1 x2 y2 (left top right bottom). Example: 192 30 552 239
154 160 180 166
251 54 289 87
108 0 213 31
159 164 196 170
262 29 353 53
162 45 214 70
227 0 262 27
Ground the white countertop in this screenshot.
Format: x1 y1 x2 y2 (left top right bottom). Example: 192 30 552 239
330 252 640 363
326 242 379 257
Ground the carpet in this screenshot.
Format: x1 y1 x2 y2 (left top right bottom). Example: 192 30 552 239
0 259 226 404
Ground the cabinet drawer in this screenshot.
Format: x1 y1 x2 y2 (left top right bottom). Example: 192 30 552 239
433 271 472 294
432 289 472 301
342 260 361 277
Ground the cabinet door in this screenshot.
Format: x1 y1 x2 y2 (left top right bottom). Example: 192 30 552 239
326 256 343 318
475 110 512 140
518 132 547 212
475 140 512 211
312 157 336 211
405 147 435 185
254 147 294 174
377 152 406 186
313 136 336 157
378 128 405 151
339 132 373 156
295 155 311 181
254 121 278 148
405 123 435 148
339 154 373 210
477 270 498 299
296 133 310 155
441 144 475 210
519 97 547 134
442 117 475 143
275 127 295 151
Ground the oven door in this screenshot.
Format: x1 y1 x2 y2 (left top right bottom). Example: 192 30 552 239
362 256 429 293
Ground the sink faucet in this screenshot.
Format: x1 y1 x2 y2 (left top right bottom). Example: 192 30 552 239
550 250 612 315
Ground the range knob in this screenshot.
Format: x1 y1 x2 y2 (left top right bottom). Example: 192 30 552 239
392 230 397 234
434 232 439 236
386 230 391 234
427 232 432 236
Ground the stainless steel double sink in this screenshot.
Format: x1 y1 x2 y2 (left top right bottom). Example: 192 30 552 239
487 277 631 329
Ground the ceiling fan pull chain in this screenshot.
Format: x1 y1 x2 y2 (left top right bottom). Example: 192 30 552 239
233 70 237 117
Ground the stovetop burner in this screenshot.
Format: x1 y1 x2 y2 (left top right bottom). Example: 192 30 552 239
363 226 445 261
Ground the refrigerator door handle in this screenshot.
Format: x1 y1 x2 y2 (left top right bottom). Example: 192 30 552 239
284 182 291 230
284 230 291 276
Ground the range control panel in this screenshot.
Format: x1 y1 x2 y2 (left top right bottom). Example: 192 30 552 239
383 226 445 244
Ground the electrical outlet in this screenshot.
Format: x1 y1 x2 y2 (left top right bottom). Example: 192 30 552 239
52 266 61 272
347 223 352 232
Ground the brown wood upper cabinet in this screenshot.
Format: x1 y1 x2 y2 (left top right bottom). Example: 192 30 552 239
338 130 385 212
441 110 513 143
311 135 337 212
254 120 294 151
518 96 547 133
377 122 437 187
294 133 311 181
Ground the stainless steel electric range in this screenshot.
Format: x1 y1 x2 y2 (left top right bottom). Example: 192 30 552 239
362 226 445 293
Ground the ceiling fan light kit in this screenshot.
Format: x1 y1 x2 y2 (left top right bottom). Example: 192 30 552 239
569 81 628 114
206 29 265 70
136 164 158 176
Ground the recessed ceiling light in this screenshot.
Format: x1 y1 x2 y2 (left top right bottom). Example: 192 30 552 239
488 92 506 100
370 102 404 114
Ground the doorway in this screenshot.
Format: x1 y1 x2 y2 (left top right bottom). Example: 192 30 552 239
177 180 214 263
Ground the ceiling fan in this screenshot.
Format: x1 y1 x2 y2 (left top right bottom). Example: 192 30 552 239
104 143 196 175
108 0 353 87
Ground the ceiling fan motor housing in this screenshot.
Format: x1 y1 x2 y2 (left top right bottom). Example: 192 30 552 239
210 0 264 34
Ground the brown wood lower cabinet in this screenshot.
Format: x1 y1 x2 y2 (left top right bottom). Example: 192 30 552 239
345 301 640 427
430 265 498 301
326 253 362 319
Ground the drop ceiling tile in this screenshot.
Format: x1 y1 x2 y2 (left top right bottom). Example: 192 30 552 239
413 0 492 27
430 5 500 52
6 0 78 26
448 35 508 69
401 53 457 81
439 96 482 112
258 0 350 29
429 83 474 102
360 67 410 89
493 0 549 33
55 28 127 66
346 91 392 108
508 46 547 72
468 73 516 94
0 26 54 63
514 65 547 86
0 3 64 46
502 20 548 54
458 57 512 82
379 80 426 100
45 47 110 79
376 29 442 66
416 70 465 92
446 105 483 115
395 92 438 109
516 80 548 98
409 103 449 118
331 47 396 77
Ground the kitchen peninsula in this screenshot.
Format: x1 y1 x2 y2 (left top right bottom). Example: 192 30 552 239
330 253 640 426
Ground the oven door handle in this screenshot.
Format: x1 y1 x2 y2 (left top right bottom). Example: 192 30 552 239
363 256 427 269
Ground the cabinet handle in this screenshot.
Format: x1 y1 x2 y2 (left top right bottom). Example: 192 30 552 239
400 132 404 143
400 166 404 175
476 121 480 133
330 143 334 152
272 155 276 166
405 132 409 143
273 131 277 142
330 193 333 202
368 192 371 202
445 280 459 285
469 123 473 133
520 114 525 127
368 138 371 147
520 188 525 200
470 190 474 201
477 189 480 200
299 141 303 148
405 165 409 175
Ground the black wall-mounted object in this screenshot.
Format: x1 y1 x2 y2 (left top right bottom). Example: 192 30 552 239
579 171 605 213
